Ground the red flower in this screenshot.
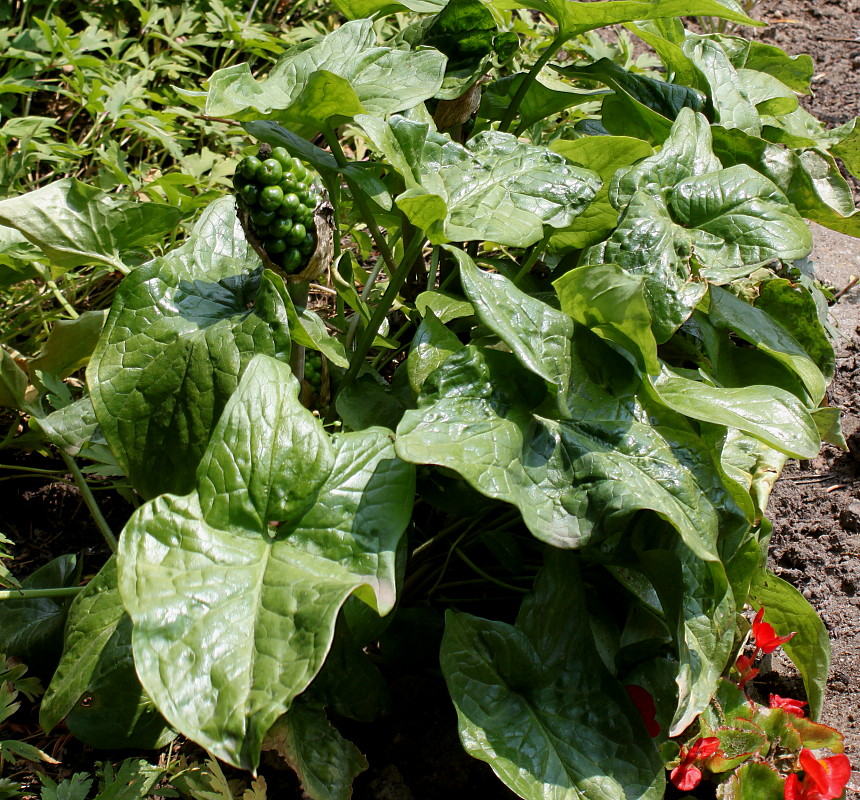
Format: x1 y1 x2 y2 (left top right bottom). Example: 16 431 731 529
670 737 720 792
752 607 796 655
735 653 760 690
625 685 661 738
784 750 852 800
770 694 807 718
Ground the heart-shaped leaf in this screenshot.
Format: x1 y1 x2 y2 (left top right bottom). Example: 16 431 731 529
441 553 664 800
118 355 415 769
88 196 292 499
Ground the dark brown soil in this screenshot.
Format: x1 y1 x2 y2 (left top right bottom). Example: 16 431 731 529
747 2 860 796
749 0 860 127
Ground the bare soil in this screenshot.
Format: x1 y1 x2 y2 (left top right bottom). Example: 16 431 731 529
744 3 860 796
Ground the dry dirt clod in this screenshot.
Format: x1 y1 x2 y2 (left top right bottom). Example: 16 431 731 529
839 500 860 532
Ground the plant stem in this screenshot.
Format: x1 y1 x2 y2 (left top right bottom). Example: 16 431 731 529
0 586 84 601
323 129 396 279
340 233 426 390
59 451 118 553
513 234 550 286
499 33 567 134
288 281 310 383
452 548 528 593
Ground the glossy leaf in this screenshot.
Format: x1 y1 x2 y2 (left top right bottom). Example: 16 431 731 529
496 0 758 39
0 555 80 668
118 355 415 769
554 263 659 375
556 59 705 121
358 115 601 247
750 571 830 720
478 74 602 131
40 559 173 749
681 35 761 133
453 246 573 390
441 553 663 800
263 704 368 800
549 135 653 251
397 345 735 560
712 126 860 237
88 196 292 499
587 109 811 341
668 164 812 279
0 179 181 273
585 191 707 343
709 285 827 403
711 34 813 93
200 21 446 137
649 368 820 459
407 308 464 396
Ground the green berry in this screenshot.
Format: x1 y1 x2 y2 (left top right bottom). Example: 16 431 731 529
271 147 292 169
238 155 262 181
299 233 315 255
269 217 293 238
290 159 307 182
295 206 314 226
259 185 284 211
282 248 303 273
281 193 300 214
240 183 260 206
279 178 301 195
266 237 287 255
250 207 276 227
259 158 283 185
286 223 306 245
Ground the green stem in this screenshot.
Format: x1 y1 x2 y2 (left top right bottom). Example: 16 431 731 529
340 233 426 391
453 548 529 593
513 233 550 286
499 33 567 134
426 246 440 291
60 451 118 553
288 281 310 383
324 129 396 280
0 586 84 601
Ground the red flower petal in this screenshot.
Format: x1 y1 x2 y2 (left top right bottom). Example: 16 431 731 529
751 607 797 655
769 694 808 718
784 773 803 800
625 685 661 738
690 737 721 760
670 762 703 792
798 749 853 799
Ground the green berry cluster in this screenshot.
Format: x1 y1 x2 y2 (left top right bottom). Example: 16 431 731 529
232 145 319 274
305 352 323 393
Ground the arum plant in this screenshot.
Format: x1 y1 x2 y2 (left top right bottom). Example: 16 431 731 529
0 2 858 799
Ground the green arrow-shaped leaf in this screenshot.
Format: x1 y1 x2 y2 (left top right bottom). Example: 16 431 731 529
118 355 415 769
441 553 664 800
88 196 292 499
200 20 446 136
